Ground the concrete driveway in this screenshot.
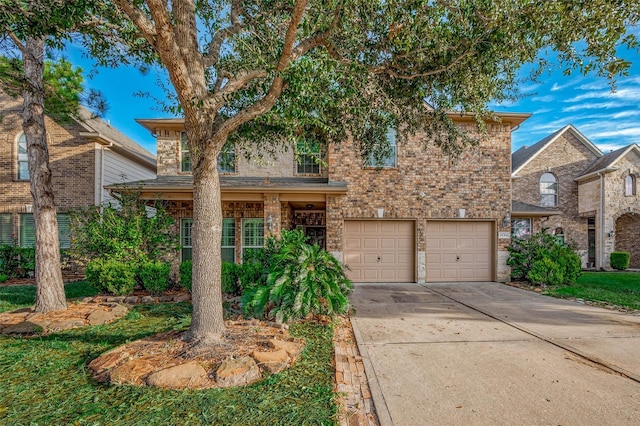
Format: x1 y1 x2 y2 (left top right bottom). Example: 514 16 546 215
350 282 640 425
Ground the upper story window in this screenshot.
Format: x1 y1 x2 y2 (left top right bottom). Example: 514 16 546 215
296 139 321 174
540 172 558 207
218 143 236 174
180 132 236 174
625 175 636 196
364 128 397 168
180 132 191 172
17 133 29 180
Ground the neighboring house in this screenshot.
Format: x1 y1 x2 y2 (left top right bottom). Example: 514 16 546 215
511 124 640 269
109 113 529 283
0 91 157 249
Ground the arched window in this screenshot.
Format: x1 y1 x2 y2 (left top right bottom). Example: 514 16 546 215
625 175 636 196
540 172 558 207
16 133 29 180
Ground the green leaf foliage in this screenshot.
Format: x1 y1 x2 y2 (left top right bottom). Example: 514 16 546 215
610 252 631 270
69 193 178 266
242 230 353 323
507 230 582 286
138 260 171 295
179 260 192 291
85 258 137 296
0 245 35 278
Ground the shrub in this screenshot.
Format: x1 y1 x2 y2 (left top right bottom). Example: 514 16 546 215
0 245 36 278
222 262 242 295
610 252 630 270
179 260 192 291
138 261 171 294
507 230 582 286
85 258 137 296
0 273 7 283
69 193 177 266
242 230 353 323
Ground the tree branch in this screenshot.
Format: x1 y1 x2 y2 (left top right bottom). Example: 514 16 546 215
203 0 244 67
112 0 158 45
214 0 309 139
5 29 27 54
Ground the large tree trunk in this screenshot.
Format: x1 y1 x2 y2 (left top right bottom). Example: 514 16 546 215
184 141 225 343
22 36 66 313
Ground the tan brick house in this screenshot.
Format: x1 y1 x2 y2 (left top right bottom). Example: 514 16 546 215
511 124 640 269
112 112 529 283
0 92 157 248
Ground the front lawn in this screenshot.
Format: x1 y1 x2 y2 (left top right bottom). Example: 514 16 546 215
0 283 338 425
546 272 640 311
0 281 98 313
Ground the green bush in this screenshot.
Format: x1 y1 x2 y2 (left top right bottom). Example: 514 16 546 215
222 262 242 295
0 273 7 283
0 245 36 278
179 260 192 291
610 252 630 270
138 261 171 294
242 230 353 323
85 258 137 296
507 230 582 286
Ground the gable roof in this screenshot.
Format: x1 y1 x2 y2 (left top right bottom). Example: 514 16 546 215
576 144 640 181
76 107 156 170
512 125 602 176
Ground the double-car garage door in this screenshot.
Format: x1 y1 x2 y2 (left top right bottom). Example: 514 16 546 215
344 220 493 282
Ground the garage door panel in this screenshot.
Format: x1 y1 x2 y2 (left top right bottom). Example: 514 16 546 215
344 220 415 283
426 221 493 282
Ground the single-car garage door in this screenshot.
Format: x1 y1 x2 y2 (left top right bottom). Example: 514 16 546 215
426 221 493 282
344 220 415 282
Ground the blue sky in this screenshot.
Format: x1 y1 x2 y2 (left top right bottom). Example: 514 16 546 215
65 44 640 156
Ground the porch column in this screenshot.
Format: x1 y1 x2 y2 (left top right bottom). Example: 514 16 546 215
263 194 282 238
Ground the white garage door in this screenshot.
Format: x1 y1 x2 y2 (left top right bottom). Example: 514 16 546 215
426 221 493 282
344 220 415 282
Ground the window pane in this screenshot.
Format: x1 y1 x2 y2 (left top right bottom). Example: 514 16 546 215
20 214 36 248
510 218 531 239
221 248 235 263
0 214 12 245
243 219 264 248
57 214 71 249
222 218 235 246
365 128 397 168
218 144 236 173
625 175 635 196
180 132 192 172
182 218 235 262
181 218 193 261
296 140 321 174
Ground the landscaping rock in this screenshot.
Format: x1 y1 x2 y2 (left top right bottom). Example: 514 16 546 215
2 321 43 334
146 361 212 389
87 309 117 325
252 349 290 373
173 294 191 303
110 304 129 317
109 359 157 385
269 339 304 359
124 296 139 304
48 319 85 331
216 356 261 388
106 296 126 303
141 296 155 304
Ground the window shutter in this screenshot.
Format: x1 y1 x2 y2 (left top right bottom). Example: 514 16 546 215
20 214 36 248
0 214 12 245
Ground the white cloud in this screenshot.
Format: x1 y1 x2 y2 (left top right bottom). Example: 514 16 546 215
596 142 628 152
589 127 640 139
532 95 555 102
550 80 581 91
562 102 627 112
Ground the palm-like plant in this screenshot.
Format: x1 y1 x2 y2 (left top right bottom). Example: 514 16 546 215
243 231 352 323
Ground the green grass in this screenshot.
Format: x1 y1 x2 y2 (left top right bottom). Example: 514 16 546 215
0 281 99 313
546 272 640 310
0 285 338 425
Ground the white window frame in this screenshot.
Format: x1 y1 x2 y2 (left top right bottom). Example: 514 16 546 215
17 133 29 180
364 128 397 168
242 218 264 260
625 175 636 196
180 132 191 173
295 140 322 175
181 218 236 262
218 143 237 174
540 172 558 207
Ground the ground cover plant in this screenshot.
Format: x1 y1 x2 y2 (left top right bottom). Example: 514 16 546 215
545 272 640 311
0 284 337 425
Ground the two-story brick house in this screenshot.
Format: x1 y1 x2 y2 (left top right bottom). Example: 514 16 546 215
511 124 640 269
110 112 529 283
0 92 157 248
